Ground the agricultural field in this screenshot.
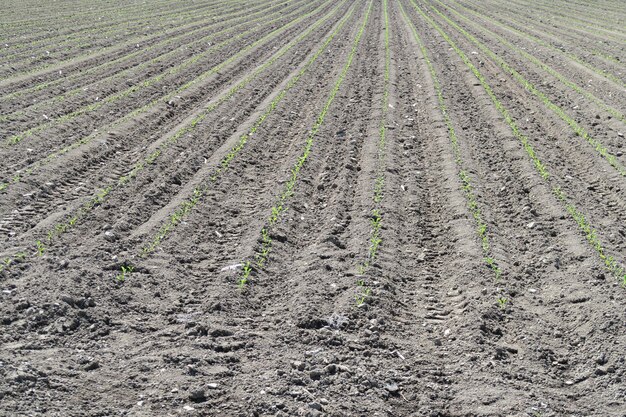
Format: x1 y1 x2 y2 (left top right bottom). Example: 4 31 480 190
1 0 625 415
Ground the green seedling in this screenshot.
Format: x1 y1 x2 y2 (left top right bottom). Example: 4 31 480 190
497 297 508 310
238 261 252 288
484 257 502 280
36 240 45 256
116 265 134 282
356 279 372 306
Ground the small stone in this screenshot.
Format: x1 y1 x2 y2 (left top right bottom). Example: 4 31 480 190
596 353 607 365
104 231 117 242
137 401 144 406
384 382 399 393
189 389 206 402
336 365 351 373
319 398 329 405
207 383 218 389
220 264 242 272
183 405 195 411
291 360 305 371
324 364 337 374
595 367 607 376
308 402 322 411
527 222 535 229
618 132 624 137
60 294 75 307
564 380 574 385
309 369 322 380
84 361 99 371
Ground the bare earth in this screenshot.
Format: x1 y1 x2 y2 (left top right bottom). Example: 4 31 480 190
1 0 625 415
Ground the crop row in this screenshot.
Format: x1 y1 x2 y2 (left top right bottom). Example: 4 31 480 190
426 2 626 178
537 0 625 25
469 0 625 44
139 1 355 264
410 0 626 285
3 0 319 147
0 0 182 28
238 1 372 287
354 0 391 305
1 0 247 71
1 0 300 123
0 0 285 107
400 1 503 309
446 0 626 90
0 0 212 47
458 0 624 77
1 0 222 62
0 0 328 194
0 0 352 276
434 0 625 124
488 0 626 41
0 0 256 84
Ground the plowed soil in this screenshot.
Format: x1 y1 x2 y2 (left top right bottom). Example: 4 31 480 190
1 0 625 416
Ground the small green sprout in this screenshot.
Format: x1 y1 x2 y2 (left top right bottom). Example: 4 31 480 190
356 279 372 306
36 240 45 256
239 261 252 289
497 296 508 310
116 265 134 281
